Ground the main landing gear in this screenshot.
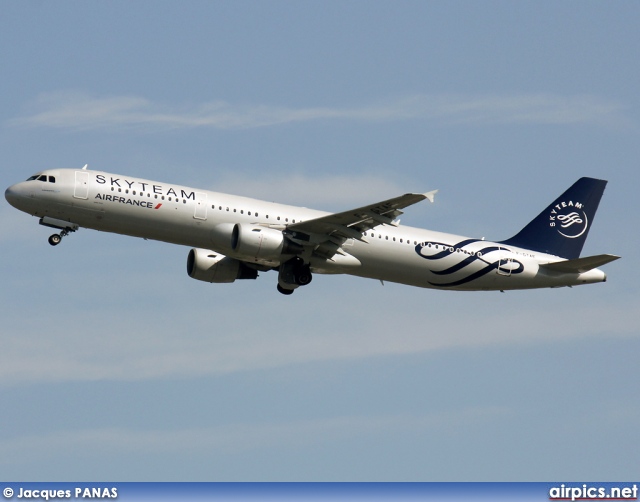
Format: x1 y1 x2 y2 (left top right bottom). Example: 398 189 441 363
277 284 294 295
277 257 313 295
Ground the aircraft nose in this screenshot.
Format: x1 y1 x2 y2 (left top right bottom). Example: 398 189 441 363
5 184 23 208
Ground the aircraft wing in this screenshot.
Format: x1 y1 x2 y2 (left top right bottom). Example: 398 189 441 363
285 190 437 258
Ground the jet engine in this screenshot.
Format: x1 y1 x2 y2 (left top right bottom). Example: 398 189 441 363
187 248 258 283
231 224 301 264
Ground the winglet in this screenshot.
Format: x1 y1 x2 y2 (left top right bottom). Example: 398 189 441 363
424 190 438 203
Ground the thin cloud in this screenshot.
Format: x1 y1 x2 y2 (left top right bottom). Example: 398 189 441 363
1 407 508 466
0 290 636 387
212 172 411 208
9 91 630 132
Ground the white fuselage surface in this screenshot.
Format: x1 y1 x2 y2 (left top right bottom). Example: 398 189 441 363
5 168 618 294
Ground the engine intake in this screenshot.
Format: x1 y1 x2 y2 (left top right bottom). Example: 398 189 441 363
187 248 258 283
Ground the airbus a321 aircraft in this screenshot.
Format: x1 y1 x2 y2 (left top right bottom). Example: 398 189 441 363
5 166 619 295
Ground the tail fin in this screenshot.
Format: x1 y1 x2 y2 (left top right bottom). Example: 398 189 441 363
500 177 608 259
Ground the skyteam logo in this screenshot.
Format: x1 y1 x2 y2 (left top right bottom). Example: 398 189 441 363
549 200 588 239
414 239 524 287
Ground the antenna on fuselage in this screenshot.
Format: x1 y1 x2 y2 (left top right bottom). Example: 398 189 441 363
82 164 88 170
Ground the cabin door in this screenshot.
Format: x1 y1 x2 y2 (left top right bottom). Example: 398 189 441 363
74 171 89 199
496 247 513 277
194 192 208 220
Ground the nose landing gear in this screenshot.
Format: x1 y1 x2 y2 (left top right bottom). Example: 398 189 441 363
48 234 62 246
39 217 79 246
47 227 75 246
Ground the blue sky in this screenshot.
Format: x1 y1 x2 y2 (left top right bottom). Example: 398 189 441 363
1 1 639 481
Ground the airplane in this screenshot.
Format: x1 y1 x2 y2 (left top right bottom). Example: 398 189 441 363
5 166 619 295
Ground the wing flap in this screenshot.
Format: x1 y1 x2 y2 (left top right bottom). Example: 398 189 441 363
284 190 436 261
288 191 435 238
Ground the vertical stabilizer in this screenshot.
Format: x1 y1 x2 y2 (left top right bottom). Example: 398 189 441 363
500 177 607 259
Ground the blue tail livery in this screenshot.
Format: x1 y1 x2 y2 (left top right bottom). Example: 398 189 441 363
500 177 607 260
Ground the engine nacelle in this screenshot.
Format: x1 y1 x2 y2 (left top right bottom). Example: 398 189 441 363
187 248 258 283
231 224 290 265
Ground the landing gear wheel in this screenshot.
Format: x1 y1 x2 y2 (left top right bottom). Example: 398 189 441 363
277 284 294 295
296 266 313 286
48 234 62 246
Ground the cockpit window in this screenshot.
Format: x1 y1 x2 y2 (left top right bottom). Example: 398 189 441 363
26 174 56 183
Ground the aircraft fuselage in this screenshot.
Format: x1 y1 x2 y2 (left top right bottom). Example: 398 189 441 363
5 168 615 293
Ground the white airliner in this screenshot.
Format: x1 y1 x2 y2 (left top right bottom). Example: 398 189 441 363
5 166 619 295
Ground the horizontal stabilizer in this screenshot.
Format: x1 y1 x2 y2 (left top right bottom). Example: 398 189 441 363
539 254 620 274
